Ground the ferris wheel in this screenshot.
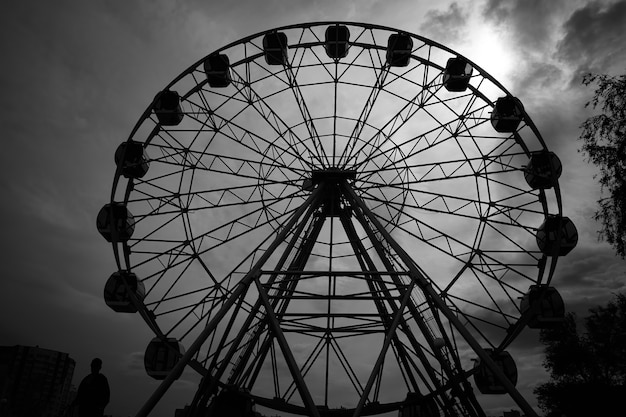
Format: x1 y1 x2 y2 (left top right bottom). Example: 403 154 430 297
97 22 578 417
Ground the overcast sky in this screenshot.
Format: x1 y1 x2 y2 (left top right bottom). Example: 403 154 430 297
1 1 625 416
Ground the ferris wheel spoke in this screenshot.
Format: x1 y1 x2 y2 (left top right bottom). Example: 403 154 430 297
359 160 517 187
128 180 295 207
356 103 493 185
358 180 543 227
126 194 302 276
471 270 519 329
191 207 300 258
348 65 445 170
170 291 242 341
128 173 294 213
364 206 539 284
151 138 306 178
142 285 219 311
140 228 294 338
128 187 301 231
228 67 317 170
468 250 540 284
447 285 523 334
329 29 389 144
279 47 329 168
182 91 310 174
357 161 505 187
339 46 391 167
448 295 512 333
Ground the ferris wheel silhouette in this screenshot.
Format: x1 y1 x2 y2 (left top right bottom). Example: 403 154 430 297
98 22 578 417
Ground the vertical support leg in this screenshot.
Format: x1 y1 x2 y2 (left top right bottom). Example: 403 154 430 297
255 278 321 417
342 182 539 417
352 280 415 417
341 214 468 417
134 187 325 417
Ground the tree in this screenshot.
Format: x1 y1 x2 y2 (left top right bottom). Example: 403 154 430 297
579 72 626 258
534 293 626 417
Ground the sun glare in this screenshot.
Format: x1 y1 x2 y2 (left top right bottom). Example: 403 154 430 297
465 24 516 86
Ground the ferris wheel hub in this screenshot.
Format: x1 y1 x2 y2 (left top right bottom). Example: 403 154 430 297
302 168 356 193
311 168 357 184
306 168 357 217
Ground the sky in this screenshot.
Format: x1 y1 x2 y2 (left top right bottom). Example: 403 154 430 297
1 1 625 416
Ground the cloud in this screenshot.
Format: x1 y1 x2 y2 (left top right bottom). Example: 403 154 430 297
478 0 626 92
556 0 626 76
479 0 575 92
554 245 626 306
511 61 566 98
482 0 567 50
419 3 468 44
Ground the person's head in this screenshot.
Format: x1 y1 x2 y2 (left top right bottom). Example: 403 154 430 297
91 358 103 374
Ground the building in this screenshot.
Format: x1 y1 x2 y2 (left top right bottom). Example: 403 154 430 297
0 345 75 417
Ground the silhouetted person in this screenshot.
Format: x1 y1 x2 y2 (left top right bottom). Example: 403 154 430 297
74 358 110 417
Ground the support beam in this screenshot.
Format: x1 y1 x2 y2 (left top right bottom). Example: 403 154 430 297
346 202 474 417
255 278 321 417
134 186 325 417
240 215 326 390
352 279 415 417
341 181 538 417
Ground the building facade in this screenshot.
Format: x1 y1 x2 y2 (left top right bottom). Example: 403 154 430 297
0 345 75 417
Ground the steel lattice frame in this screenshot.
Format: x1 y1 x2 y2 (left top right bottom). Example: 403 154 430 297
107 22 563 417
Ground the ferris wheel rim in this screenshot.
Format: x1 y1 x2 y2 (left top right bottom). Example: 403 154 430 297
103 21 571 416
113 20 559 333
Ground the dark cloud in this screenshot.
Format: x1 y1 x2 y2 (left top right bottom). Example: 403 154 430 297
482 0 509 22
479 0 575 95
419 3 468 44
550 244 626 321
510 61 565 97
555 245 626 289
482 0 567 50
556 0 626 76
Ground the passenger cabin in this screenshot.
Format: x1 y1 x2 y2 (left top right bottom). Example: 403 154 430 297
473 349 518 395
204 54 231 88
398 392 439 417
325 24 350 59
115 140 150 179
536 215 578 256
210 389 255 417
520 285 565 329
104 271 145 313
263 32 288 65
524 151 562 190
153 90 184 126
144 337 184 380
443 57 473 92
490 96 524 133
97 203 135 243
386 33 413 67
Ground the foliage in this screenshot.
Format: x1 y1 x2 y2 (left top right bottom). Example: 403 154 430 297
534 293 626 417
579 73 626 258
